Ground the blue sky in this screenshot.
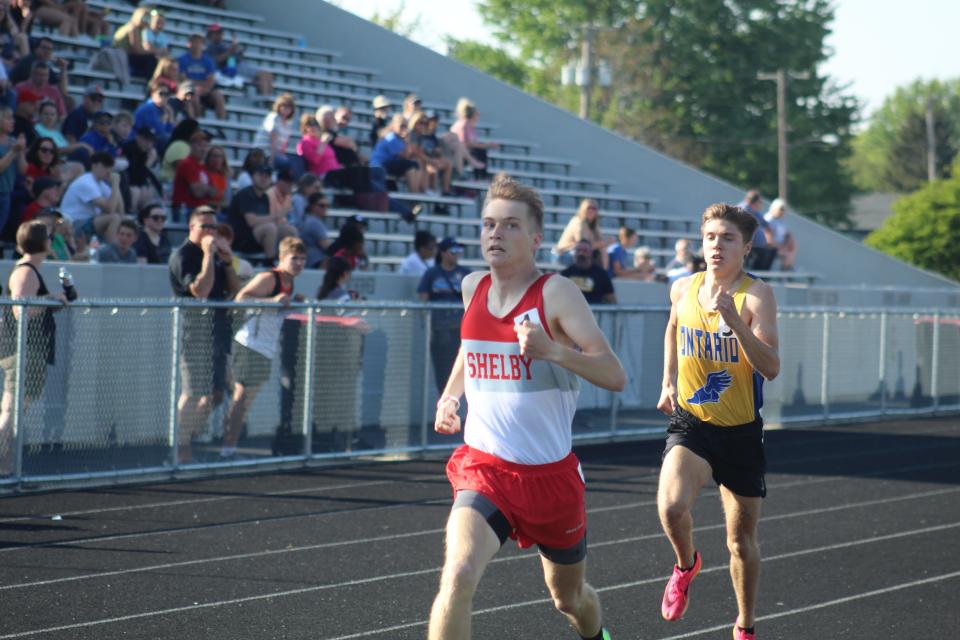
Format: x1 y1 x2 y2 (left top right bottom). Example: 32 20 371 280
333 0 959 118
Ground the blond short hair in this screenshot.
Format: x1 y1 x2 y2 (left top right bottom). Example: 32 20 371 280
483 173 544 232
279 237 307 258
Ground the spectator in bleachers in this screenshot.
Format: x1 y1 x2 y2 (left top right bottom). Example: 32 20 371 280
59 151 122 243
316 105 362 167
407 111 452 196
318 256 361 302
161 118 199 181
76 110 118 159
149 56 180 95
226 163 297 262
112 110 133 149
296 113 340 181
168 205 241 463
555 198 609 268
205 143 231 211
143 8 170 59
10 36 67 96
450 97 498 176
369 94 391 147
370 114 425 193
633 246 659 282
35 205 73 260
61 84 102 145
15 60 65 118
667 251 706 283
0 2 29 65
21 174 58 221
177 33 226 121
267 167 295 226
764 198 797 271
298 192 330 269
290 173 321 227
330 222 366 271
121 126 160 211
96 218 139 264
399 229 436 277
254 93 296 169
133 80 175 153
134 202 171 265
170 79 198 121
59 0 109 39
737 189 776 271
561 240 617 304
607 227 652 280
418 236 470 392
222 237 306 460
215 222 254 282
172 128 217 219
235 147 266 191
665 238 691 272
34 100 86 165
112 6 156 79
24 135 59 183
0 106 25 232
12 86 39 146
204 22 274 96
10 0 78 37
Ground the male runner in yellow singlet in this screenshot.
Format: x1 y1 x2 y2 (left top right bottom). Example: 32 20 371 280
656 203 780 640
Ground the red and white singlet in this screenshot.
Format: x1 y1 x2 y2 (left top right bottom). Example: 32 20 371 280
461 273 580 465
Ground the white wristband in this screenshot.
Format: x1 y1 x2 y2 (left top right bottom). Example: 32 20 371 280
437 394 460 410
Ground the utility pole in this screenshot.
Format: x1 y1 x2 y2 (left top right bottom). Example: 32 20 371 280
925 99 937 182
758 69 809 202
578 27 594 120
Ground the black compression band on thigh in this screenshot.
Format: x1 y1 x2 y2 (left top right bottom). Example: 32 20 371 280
538 536 587 565
452 490 510 545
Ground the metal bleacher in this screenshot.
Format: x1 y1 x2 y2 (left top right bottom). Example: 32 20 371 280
45 0 812 284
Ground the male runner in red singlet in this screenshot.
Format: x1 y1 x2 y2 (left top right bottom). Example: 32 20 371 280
656 203 780 640
427 174 626 640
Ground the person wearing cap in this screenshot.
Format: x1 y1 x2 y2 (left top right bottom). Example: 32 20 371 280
14 59 65 118
205 22 274 96
133 80 175 152
370 95 392 147
427 175 624 640
21 173 59 223
226 163 296 262
172 128 216 217
34 206 74 261
62 84 104 145
121 126 161 212
13 86 40 146
561 240 617 304
763 198 797 270
0 106 26 234
417 236 471 392
177 33 226 120
59 151 123 243
77 110 118 159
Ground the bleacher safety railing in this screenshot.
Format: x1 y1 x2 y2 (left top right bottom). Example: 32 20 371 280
0 299 957 491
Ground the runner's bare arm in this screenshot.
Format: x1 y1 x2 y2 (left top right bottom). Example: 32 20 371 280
731 281 780 380
657 277 689 415
519 275 625 392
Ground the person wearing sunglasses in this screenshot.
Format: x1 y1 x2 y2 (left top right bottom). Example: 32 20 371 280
133 80 174 152
134 202 171 265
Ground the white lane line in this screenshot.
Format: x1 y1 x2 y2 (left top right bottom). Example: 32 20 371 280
655 569 960 639
321 520 960 640
3 495 959 638
0 475 440 524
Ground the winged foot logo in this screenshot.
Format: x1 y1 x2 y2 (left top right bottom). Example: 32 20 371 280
687 369 733 404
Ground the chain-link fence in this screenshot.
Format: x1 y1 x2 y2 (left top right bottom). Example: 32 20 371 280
1 300 957 491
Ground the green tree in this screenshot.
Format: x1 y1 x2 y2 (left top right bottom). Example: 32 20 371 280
865 173 960 281
369 1 422 38
473 0 859 227
850 79 960 194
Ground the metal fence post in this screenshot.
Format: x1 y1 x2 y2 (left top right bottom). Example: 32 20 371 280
12 302 28 481
879 312 887 415
168 305 182 468
300 305 316 457
419 307 433 451
820 313 830 420
609 310 622 436
931 312 940 411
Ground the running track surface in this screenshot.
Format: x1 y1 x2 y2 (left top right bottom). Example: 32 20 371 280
1 416 958 639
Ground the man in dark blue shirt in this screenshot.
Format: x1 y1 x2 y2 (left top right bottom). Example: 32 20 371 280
76 111 118 160
62 85 105 144
418 237 471 392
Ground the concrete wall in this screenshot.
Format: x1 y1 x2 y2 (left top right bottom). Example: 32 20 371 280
230 0 958 291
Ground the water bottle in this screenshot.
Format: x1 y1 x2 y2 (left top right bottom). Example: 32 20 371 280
88 235 100 264
225 55 237 78
58 267 77 302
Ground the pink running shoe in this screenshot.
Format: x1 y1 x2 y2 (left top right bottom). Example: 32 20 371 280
733 624 756 640
661 551 702 620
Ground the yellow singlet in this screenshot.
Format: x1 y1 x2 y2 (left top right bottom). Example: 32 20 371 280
676 271 762 426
